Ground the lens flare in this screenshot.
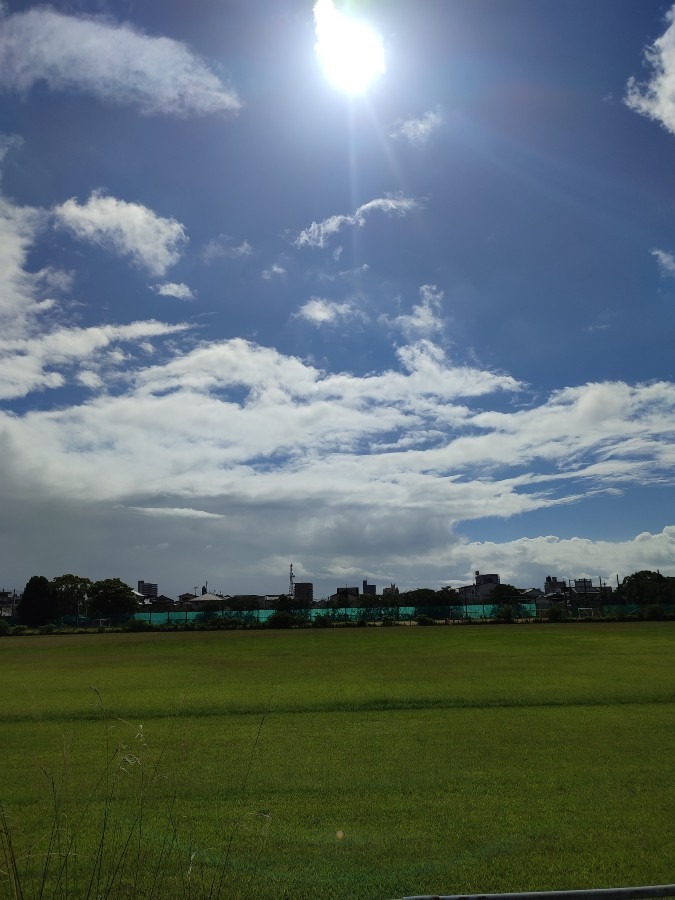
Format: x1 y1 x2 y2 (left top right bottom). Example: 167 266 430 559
314 0 385 95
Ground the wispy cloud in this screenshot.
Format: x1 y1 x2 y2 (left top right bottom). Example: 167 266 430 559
391 108 443 144
0 320 188 399
0 8 241 116
651 247 675 275
153 282 195 300
128 506 225 520
294 194 419 248
202 235 253 263
384 284 445 340
626 6 675 133
262 263 287 280
54 190 187 277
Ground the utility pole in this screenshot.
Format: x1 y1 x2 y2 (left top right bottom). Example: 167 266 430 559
289 563 295 600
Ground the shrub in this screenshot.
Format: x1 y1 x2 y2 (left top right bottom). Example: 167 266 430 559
643 603 665 621
415 615 436 626
491 604 514 623
547 605 565 622
0 618 10 635
266 611 299 629
10 624 27 636
123 618 154 632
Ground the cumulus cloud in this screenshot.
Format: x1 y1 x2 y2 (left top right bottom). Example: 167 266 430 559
625 7 675 134
391 108 443 144
295 297 362 325
0 8 241 116
54 191 187 277
2 331 675 594
202 235 252 263
294 194 419 248
444 528 675 590
153 282 195 300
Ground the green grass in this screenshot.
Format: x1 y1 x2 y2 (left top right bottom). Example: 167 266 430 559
0 624 673 898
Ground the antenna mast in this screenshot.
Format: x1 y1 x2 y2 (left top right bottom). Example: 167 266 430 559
288 562 295 599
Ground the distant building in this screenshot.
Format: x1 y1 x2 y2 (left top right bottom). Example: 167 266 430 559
458 571 500 602
330 586 360 605
362 580 376 596
138 580 158 599
294 583 314 604
382 583 399 597
182 592 224 610
544 576 568 595
0 589 17 617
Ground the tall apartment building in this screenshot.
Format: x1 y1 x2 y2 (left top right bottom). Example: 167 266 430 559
138 580 158 599
294 582 314 604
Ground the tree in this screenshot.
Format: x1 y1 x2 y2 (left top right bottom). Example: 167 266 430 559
488 583 523 603
400 588 437 607
275 594 294 612
50 574 92 619
88 578 137 619
614 571 675 606
17 576 56 627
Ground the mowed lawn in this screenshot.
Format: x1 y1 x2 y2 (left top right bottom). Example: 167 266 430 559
0 624 673 899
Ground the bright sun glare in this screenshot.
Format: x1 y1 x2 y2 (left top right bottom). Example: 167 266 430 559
314 0 385 95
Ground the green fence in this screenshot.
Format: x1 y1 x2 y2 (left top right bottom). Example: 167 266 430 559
133 604 543 625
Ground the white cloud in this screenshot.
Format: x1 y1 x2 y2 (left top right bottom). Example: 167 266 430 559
295 297 362 325
651 247 675 275
262 263 287 280
2 333 675 594
625 7 675 134
391 108 443 144
77 370 103 389
443 528 675 591
202 235 253 263
294 194 419 248
0 8 241 116
153 282 195 300
0 193 48 338
384 284 445 340
128 506 225 520
54 190 187 277
0 320 188 399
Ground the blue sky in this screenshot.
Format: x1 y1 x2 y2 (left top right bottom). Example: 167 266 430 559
2 0 675 599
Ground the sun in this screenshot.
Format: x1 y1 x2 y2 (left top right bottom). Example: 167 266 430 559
314 0 385 95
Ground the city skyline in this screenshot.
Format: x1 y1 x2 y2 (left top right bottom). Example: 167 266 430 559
2 1 675 600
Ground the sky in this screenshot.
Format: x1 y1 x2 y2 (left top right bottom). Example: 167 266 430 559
2 0 675 600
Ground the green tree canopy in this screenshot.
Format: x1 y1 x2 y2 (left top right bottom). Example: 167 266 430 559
50 574 92 619
614 571 675 605
488 583 523 603
399 588 437 606
88 578 137 619
17 576 56 627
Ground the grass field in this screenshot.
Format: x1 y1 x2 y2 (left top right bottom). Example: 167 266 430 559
0 623 673 899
